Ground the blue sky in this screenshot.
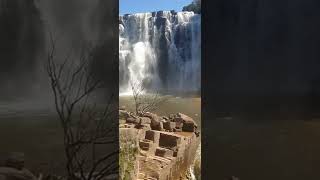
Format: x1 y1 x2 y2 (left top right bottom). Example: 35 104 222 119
120 0 193 15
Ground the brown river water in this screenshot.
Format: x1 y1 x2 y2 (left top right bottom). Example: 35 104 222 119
0 96 201 175
4 96 320 179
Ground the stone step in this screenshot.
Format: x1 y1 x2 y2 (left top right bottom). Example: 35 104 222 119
155 147 174 158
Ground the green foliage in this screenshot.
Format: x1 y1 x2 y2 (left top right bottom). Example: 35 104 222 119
119 134 139 180
182 0 201 14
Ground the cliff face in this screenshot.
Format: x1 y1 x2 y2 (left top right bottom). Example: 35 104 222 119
119 110 200 180
119 11 201 93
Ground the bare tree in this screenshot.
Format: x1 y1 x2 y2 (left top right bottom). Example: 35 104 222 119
46 32 118 180
130 80 168 115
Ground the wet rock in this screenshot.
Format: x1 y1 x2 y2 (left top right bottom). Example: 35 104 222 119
170 10 177 15
156 11 165 17
155 17 167 29
152 12 156 17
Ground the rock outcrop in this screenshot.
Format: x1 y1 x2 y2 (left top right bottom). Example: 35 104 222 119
120 109 200 180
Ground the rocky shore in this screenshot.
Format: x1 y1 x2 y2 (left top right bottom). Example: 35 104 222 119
119 108 201 180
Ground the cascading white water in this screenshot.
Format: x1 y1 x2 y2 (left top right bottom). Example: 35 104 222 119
119 11 201 95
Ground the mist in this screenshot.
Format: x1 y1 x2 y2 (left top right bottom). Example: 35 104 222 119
0 0 118 111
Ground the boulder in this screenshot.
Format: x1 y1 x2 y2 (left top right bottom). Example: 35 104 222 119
169 114 176 120
183 121 197 132
126 117 140 124
119 110 130 120
175 113 198 132
195 131 200 137
143 112 160 121
176 113 195 124
151 121 164 131
150 120 160 130
163 122 176 132
135 124 151 131
140 117 151 124
143 112 163 131
175 122 183 129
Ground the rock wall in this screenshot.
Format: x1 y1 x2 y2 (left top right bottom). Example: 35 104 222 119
119 109 200 180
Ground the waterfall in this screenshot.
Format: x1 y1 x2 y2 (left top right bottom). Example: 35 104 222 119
119 11 201 95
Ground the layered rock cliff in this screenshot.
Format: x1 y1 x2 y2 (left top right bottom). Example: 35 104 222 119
119 109 200 180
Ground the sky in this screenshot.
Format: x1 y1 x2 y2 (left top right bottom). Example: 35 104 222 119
120 0 193 15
